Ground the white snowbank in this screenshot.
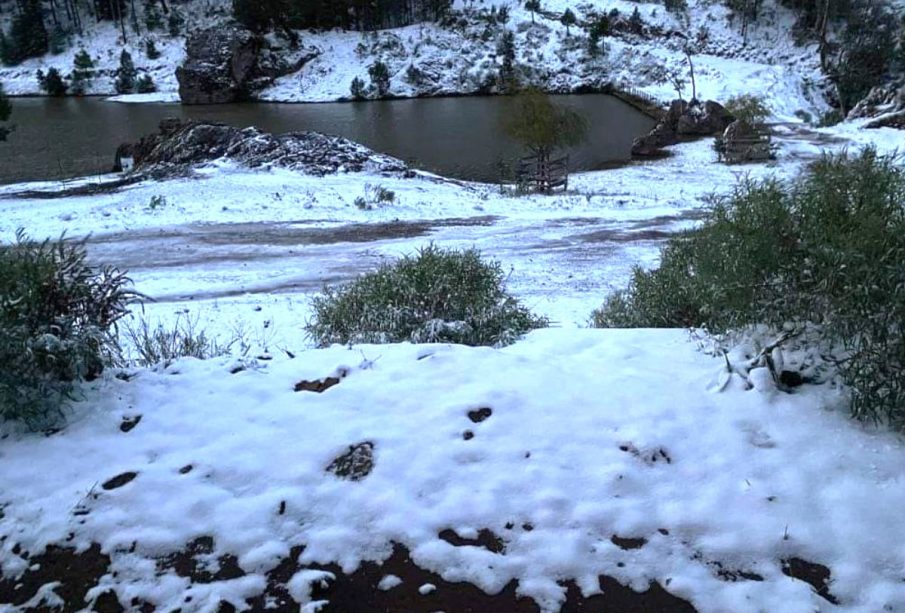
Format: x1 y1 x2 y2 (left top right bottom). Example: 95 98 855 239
1 329 904 612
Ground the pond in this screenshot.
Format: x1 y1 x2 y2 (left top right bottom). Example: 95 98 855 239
0 95 656 184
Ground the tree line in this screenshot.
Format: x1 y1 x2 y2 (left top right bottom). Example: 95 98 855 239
1 0 179 65
232 0 452 34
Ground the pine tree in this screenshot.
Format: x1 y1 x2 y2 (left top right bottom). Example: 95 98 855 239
167 8 184 37
136 73 156 93
36 68 68 96
144 0 164 31
145 38 161 59
3 0 49 65
498 30 517 90
561 9 577 37
350 76 366 100
525 0 541 25
628 7 644 33
115 50 137 94
0 83 12 141
368 60 391 97
71 49 95 95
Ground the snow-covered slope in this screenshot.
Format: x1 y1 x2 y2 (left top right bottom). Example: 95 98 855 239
0 0 829 120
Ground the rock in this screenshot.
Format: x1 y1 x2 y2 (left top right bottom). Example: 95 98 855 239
848 82 905 120
176 24 261 105
865 110 905 130
631 122 678 156
632 99 735 156
676 100 735 136
326 442 375 481
115 119 408 177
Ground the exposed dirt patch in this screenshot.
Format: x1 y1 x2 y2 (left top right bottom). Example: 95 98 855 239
467 407 493 423
1 539 700 612
611 535 648 551
157 536 245 584
463 430 475 440
119 415 142 433
439 528 506 554
101 471 138 490
326 442 375 481
619 442 673 465
0 543 111 610
295 376 341 393
781 557 838 604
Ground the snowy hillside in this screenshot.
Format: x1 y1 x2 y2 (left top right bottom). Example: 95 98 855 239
1 0 829 120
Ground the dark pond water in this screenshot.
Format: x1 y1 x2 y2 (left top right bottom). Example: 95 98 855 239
0 95 655 184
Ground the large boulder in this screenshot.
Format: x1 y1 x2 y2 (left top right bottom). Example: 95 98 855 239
176 24 261 105
632 99 735 157
676 100 735 136
114 119 409 176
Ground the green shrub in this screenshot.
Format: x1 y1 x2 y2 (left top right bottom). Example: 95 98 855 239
0 231 136 428
306 245 548 347
724 93 771 125
592 148 905 429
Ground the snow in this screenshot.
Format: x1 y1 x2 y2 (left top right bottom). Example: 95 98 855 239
1 0 830 121
1 329 905 611
1 2 903 610
105 92 182 103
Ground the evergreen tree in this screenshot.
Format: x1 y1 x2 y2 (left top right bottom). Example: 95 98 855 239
145 38 161 59
49 24 70 55
628 7 644 33
350 76 367 99
0 83 12 141
368 60 390 97
36 68 68 96
144 0 164 31
70 49 95 95
498 29 517 90
560 8 577 37
587 14 609 56
525 0 541 25
115 49 137 94
2 0 49 65
136 73 156 93
167 9 185 37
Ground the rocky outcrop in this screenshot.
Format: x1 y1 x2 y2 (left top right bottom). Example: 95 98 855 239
115 119 409 176
176 24 261 104
632 99 735 157
865 111 905 130
848 83 905 120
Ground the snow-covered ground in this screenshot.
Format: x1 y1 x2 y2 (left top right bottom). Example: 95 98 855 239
0 124 868 341
1 2 903 608
2 327 905 612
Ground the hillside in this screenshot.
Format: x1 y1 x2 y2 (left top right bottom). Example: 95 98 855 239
0 0 832 120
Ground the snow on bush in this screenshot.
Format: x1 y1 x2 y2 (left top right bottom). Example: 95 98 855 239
0 231 135 428
593 147 905 429
305 245 548 347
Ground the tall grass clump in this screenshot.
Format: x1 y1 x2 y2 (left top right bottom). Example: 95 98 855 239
592 148 905 429
121 315 237 368
306 245 548 347
0 231 136 428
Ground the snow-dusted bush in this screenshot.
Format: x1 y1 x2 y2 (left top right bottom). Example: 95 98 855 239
306 245 548 347
0 232 135 428
593 148 905 429
724 94 770 125
121 315 236 368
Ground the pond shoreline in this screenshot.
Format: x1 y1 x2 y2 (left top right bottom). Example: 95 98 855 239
0 94 657 185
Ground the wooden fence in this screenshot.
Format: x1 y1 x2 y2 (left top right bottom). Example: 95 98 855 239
715 132 774 164
516 155 569 193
